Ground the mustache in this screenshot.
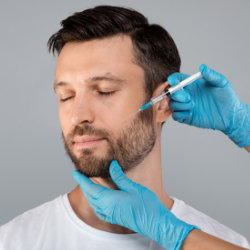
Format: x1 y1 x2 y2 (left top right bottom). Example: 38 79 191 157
65 124 112 142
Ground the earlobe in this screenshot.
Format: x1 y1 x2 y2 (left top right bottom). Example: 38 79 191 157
155 98 172 123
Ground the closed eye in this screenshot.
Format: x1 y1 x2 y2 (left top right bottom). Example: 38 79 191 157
98 91 116 96
59 91 116 102
60 96 73 102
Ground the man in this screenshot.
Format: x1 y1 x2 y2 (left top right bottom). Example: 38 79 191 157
0 5 249 250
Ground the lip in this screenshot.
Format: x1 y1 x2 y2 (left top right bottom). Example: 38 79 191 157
74 136 103 143
73 136 105 148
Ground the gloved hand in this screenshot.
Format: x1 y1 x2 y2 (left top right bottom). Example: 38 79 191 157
73 160 199 250
168 64 250 148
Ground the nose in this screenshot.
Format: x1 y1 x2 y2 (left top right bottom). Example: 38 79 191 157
71 94 95 126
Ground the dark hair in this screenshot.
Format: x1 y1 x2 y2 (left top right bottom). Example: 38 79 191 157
48 5 181 100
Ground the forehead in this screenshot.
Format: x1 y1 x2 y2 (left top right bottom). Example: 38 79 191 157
55 35 143 85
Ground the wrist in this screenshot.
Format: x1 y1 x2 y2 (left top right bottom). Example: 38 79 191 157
225 103 250 147
157 207 200 250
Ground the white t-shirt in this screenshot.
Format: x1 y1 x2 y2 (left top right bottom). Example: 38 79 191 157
0 194 249 250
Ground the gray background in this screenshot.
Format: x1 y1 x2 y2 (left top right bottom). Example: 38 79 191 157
0 0 249 240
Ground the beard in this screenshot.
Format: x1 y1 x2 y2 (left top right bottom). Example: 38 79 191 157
62 108 156 178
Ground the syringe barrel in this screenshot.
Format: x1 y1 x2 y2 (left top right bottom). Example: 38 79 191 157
149 71 202 107
168 72 202 95
151 91 169 105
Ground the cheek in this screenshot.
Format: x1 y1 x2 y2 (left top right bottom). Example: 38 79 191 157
97 108 122 136
99 100 145 137
98 103 131 131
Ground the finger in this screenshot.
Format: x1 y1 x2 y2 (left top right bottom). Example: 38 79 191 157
109 160 136 192
87 204 111 223
83 192 108 215
169 100 194 111
170 90 191 102
72 170 109 198
167 72 190 86
172 111 192 123
200 64 229 88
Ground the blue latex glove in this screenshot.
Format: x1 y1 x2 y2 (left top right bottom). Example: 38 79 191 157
73 160 199 250
168 64 250 148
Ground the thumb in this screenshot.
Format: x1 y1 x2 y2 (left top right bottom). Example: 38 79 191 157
73 170 108 198
109 160 136 191
200 64 229 88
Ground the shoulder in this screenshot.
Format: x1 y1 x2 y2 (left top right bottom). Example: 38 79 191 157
171 197 250 248
0 194 64 248
0 195 62 229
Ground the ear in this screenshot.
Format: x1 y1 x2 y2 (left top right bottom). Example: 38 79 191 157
152 81 172 123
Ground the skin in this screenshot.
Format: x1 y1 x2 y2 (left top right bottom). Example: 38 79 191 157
54 35 173 234
181 229 248 250
245 145 250 153
54 34 249 247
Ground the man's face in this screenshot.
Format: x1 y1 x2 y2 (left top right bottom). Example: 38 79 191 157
54 35 156 178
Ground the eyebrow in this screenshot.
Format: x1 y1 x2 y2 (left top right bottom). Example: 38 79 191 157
54 73 126 92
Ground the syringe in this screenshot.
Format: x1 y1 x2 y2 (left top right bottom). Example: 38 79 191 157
139 71 202 111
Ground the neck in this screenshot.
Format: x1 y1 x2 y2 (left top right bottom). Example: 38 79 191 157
68 134 173 234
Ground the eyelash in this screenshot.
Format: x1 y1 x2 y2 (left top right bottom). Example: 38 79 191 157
60 91 115 102
98 91 115 96
60 97 73 102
